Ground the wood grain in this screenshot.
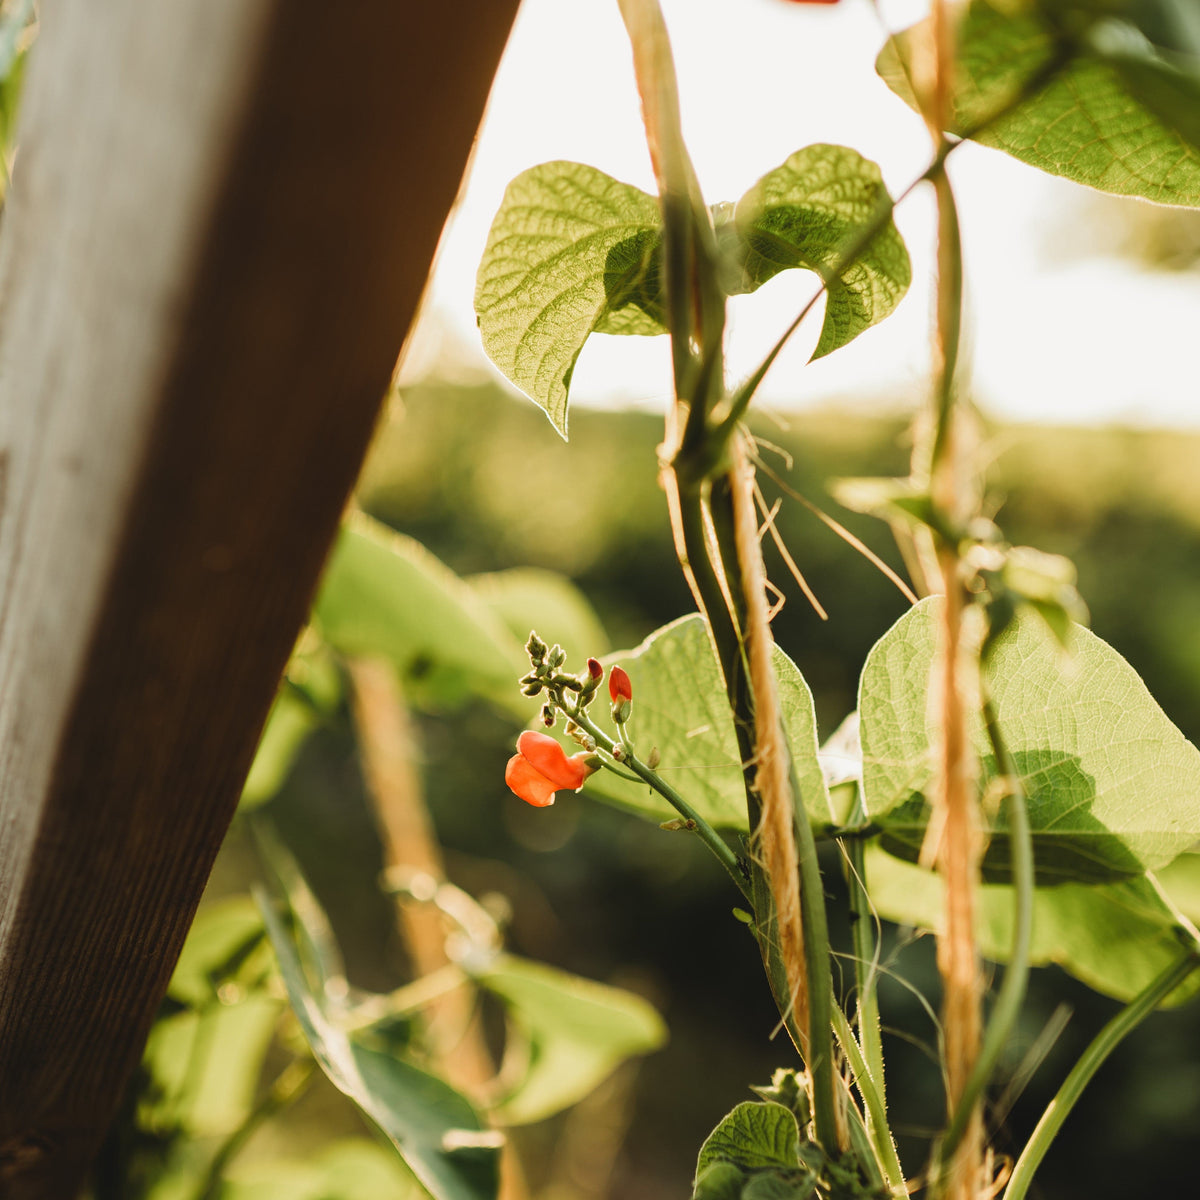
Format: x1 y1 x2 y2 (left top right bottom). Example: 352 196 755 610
0 1 519 1194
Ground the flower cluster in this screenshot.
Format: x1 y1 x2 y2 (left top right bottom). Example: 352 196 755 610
504 632 634 807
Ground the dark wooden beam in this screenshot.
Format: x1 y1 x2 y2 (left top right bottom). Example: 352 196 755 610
0 1 520 1194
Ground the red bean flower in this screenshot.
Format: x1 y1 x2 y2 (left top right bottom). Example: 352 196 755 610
608 666 632 705
505 730 597 808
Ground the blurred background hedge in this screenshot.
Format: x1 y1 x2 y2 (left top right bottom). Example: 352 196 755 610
189 379 1200 1199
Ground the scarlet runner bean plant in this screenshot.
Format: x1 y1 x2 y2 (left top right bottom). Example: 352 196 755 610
472 1 1200 1198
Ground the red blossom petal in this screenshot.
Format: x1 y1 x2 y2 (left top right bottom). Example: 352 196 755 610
587 657 603 680
505 754 559 807
608 665 633 704
516 730 595 790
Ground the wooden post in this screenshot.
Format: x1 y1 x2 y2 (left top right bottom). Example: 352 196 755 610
0 1 520 1194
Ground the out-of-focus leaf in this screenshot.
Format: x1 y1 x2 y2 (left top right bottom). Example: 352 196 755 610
241 689 320 811
140 899 282 1137
167 897 272 1010
219 1139 425 1200
877 0 1200 206
475 161 664 437
572 616 835 832
1091 17 1200 151
257 885 501 1200
859 598 1200 884
478 955 665 1125
314 514 526 714
864 844 1200 1005
141 997 283 1137
1155 850 1200 923
468 567 609 668
731 145 911 359
0 0 33 173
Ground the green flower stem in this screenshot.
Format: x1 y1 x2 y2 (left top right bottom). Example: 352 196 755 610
832 1000 907 1196
844 826 887 1130
786 754 841 1152
566 703 752 903
937 690 1034 1171
1003 948 1200 1200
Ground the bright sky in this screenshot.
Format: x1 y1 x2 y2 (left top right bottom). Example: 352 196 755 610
402 0 1200 430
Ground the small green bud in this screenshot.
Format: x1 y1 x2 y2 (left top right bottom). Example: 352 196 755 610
526 631 547 662
541 704 555 727
548 644 566 669
521 681 543 697
645 746 661 769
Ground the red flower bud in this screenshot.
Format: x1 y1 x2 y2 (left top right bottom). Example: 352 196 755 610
504 730 597 808
587 657 603 680
608 665 632 705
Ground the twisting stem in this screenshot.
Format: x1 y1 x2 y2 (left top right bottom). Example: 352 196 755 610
1003 949 1200 1200
726 438 841 1150
921 0 983 1187
930 267 982 1200
938 688 1034 1170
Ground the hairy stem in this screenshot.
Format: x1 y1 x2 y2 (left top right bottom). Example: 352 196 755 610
832 1000 907 1195
844 825 886 1131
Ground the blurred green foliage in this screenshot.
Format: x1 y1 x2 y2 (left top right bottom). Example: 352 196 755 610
354 380 1200 1197
111 379 1200 1200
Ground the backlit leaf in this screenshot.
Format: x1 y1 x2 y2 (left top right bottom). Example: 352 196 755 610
475 161 664 437
574 615 835 833
731 145 911 359
864 844 1200 1005
859 598 1200 884
878 0 1200 206
697 1101 803 1174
